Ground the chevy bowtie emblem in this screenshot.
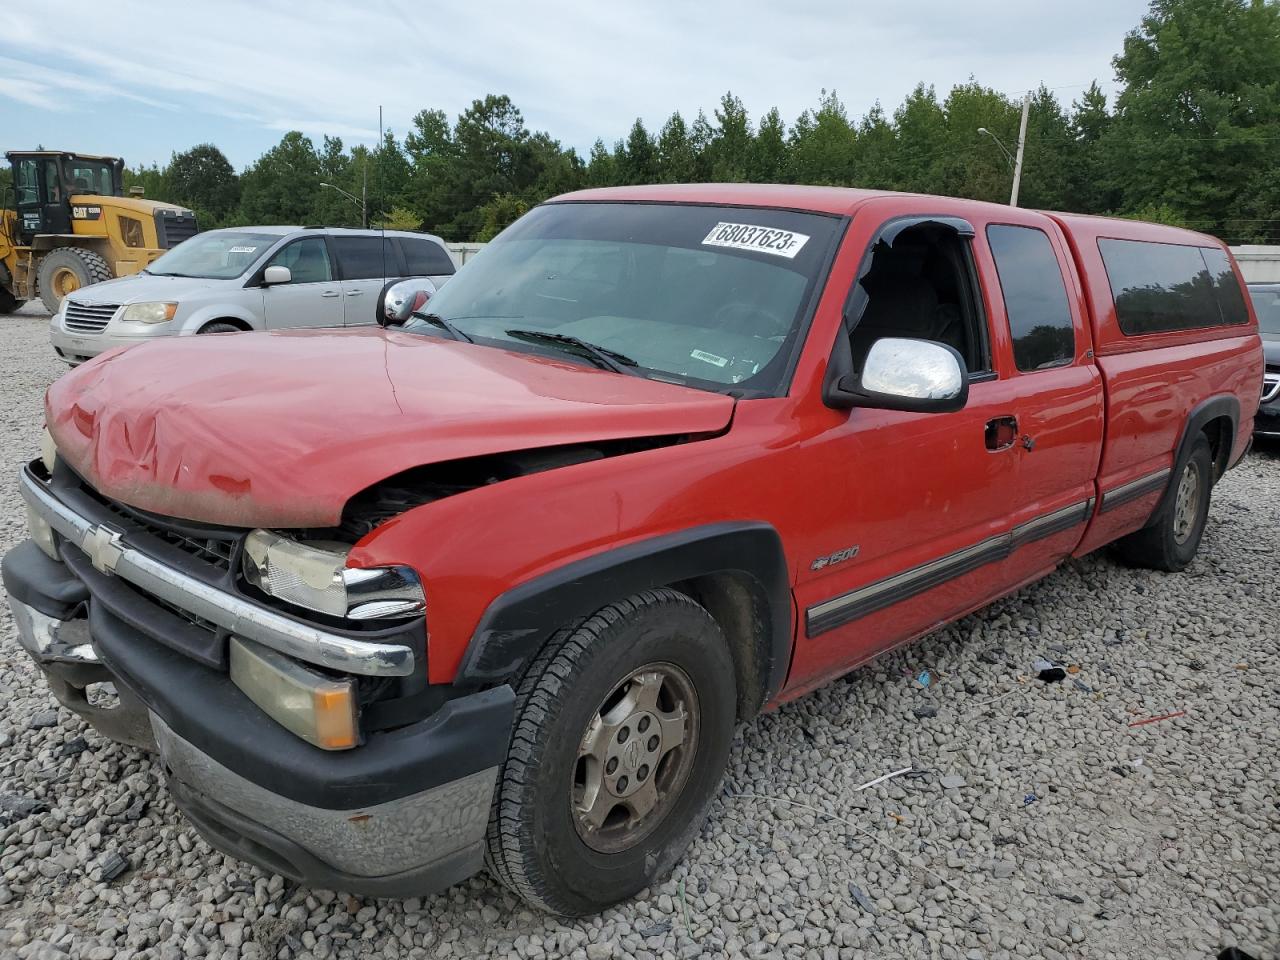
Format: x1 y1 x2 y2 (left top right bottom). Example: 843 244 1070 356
81 524 125 575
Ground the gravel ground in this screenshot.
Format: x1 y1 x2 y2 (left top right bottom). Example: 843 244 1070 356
0 310 1277 960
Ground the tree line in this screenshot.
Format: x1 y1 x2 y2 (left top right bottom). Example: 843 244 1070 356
121 0 1279 245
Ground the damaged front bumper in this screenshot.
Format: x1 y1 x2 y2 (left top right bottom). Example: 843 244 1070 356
2 466 515 898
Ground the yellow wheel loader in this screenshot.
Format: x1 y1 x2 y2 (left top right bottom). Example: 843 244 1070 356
0 150 198 314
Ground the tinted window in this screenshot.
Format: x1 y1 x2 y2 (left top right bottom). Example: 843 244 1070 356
267 238 332 284
1201 247 1248 326
400 237 455 276
333 236 400 281
1249 286 1280 335
986 225 1075 371
1098 238 1246 335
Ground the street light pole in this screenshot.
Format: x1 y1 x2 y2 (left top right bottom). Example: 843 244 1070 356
1009 92 1031 208
319 181 367 228
977 91 1033 207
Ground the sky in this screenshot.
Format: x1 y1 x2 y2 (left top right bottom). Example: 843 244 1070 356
0 0 1152 172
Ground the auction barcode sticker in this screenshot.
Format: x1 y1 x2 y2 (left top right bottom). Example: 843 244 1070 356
701 222 810 259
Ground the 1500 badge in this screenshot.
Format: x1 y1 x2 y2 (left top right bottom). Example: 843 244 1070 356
810 545 860 571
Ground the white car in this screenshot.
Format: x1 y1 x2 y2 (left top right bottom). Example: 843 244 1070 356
48 226 456 364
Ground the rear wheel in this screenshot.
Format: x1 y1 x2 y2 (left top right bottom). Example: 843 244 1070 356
1114 434 1213 572
37 248 112 313
485 588 736 915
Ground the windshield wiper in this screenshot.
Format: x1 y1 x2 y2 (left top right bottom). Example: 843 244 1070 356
410 311 474 343
505 329 640 376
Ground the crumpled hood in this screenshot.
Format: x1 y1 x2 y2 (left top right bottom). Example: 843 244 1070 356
45 328 735 527
65 271 228 305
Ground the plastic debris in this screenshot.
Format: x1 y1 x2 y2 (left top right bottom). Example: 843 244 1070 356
1023 793 1039 806
1071 678 1093 693
917 670 932 687
1066 664 1081 674
848 883 878 915
1128 710 1186 727
913 706 938 719
854 766 912 791
638 921 671 938
99 850 131 882
1032 657 1066 682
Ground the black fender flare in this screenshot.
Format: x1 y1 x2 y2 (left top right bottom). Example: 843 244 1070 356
1147 394 1239 526
454 522 793 709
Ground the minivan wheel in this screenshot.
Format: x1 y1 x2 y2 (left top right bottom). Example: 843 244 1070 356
485 588 736 915
1114 434 1213 572
197 321 243 334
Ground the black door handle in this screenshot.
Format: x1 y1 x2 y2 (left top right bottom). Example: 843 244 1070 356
985 416 1018 451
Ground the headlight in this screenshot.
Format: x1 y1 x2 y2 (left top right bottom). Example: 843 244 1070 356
27 502 58 560
40 427 57 474
241 530 426 621
230 637 358 750
121 302 178 323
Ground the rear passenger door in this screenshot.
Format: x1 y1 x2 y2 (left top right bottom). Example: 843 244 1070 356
332 236 403 325
982 221 1104 573
259 237 345 330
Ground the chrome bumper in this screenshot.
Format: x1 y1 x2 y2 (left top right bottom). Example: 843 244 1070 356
18 466 414 677
8 594 155 749
154 716 496 886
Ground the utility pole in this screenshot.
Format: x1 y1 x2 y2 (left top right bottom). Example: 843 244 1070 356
1010 92 1031 207
362 157 368 229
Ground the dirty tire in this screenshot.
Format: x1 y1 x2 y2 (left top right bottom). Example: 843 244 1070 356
197 321 243 334
1114 434 1213 572
36 248 112 313
484 588 736 915
0 287 19 315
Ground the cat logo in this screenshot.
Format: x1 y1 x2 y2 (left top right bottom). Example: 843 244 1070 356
71 205 102 221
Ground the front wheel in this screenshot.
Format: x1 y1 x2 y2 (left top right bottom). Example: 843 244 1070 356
1114 434 1213 572
485 589 737 915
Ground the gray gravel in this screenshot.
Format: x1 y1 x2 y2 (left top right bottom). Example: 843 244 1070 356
2 310 1278 960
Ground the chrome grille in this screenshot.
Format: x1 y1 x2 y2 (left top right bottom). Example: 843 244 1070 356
1263 369 1280 404
63 300 119 334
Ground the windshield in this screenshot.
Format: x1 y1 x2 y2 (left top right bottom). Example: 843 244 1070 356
63 159 115 196
1248 285 1280 334
405 202 842 393
146 231 280 279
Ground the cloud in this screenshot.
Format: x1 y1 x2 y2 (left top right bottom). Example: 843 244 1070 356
0 0 1150 165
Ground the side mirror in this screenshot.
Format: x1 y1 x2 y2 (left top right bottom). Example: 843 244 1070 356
827 337 969 413
377 277 438 327
262 265 291 286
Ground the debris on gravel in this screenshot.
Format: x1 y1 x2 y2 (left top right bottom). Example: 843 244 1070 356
1 313 1278 958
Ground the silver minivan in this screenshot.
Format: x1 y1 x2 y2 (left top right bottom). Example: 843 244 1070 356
48 226 456 364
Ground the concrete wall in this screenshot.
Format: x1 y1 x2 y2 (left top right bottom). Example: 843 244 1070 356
1231 245 1280 284
446 243 487 266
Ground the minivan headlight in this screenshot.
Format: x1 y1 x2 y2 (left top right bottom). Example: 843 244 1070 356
121 302 178 323
241 530 426 621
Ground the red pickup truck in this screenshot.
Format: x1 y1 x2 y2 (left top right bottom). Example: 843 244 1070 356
3 185 1263 915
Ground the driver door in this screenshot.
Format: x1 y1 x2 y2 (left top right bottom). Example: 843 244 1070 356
260 237 345 329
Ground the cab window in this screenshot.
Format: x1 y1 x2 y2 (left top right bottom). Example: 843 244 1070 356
849 220 991 376
267 238 333 284
986 225 1076 371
